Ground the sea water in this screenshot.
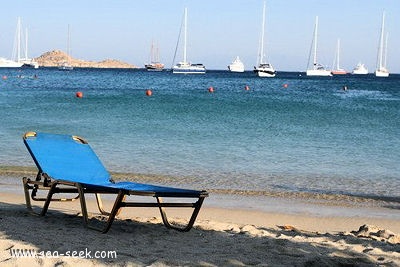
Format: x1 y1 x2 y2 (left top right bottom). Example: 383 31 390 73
0 68 399 201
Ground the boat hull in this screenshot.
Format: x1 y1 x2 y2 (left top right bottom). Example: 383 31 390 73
173 64 206 74
58 64 73 71
228 65 244 73
306 69 332 77
331 70 347 75
254 64 276 77
352 70 368 75
146 68 163 72
0 58 23 68
173 68 206 74
145 65 164 72
22 63 39 69
254 69 276 77
145 62 164 72
20 59 39 69
375 70 389 77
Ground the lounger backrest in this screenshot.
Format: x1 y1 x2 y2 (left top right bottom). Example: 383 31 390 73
23 132 111 185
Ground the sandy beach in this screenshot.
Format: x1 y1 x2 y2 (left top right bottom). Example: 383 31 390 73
1 185 399 267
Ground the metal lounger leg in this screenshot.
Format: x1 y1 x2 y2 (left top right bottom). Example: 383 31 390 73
76 184 90 226
156 196 205 232
95 193 111 216
40 182 59 216
77 186 126 233
94 193 124 217
101 192 126 233
22 177 33 211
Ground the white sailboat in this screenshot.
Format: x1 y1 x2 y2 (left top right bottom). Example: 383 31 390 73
253 1 275 77
172 7 206 74
59 24 73 71
0 18 23 68
375 12 389 77
228 56 244 72
331 39 346 75
145 40 164 71
15 17 39 68
0 57 22 68
306 16 331 76
352 63 368 75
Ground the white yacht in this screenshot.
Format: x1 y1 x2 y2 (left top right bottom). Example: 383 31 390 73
352 63 368 75
228 56 244 72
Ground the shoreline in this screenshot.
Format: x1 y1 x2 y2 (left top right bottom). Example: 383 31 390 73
1 171 400 232
1 166 399 203
2 188 400 233
1 168 400 232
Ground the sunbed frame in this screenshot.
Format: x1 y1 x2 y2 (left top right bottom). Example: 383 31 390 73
22 132 208 233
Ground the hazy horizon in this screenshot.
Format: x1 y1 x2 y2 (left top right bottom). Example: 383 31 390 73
1 1 399 73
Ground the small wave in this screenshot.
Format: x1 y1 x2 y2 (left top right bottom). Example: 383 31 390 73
208 188 400 206
0 166 37 176
2 166 398 209
335 89 399 101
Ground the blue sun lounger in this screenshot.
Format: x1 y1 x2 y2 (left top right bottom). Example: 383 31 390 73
22 132 208 233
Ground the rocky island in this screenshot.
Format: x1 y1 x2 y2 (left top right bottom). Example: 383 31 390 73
34 50 137 69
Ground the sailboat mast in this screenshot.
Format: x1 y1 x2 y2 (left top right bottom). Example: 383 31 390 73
313 16 318 67
156 41 160 63
259 1 266 65
183 7 187 64
25 28 28 60
17 17 21 62
384 32 388 68
378 12 385 69
336 38 340 69
150 40 154 63
67 24 71 58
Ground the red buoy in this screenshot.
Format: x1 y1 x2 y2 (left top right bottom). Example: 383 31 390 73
208 86 214 93
2 76 7 80
283 83 288 88
146 89 153 96
245 85 250 91
76 92 83 98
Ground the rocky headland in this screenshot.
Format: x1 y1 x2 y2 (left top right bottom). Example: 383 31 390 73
34 50 137 69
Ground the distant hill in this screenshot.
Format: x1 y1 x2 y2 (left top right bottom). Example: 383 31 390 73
35 50 137 69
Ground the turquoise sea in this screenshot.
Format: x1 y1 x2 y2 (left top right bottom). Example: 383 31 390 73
0 68 399 204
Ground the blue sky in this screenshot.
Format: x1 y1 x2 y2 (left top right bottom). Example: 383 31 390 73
2 0 399 72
